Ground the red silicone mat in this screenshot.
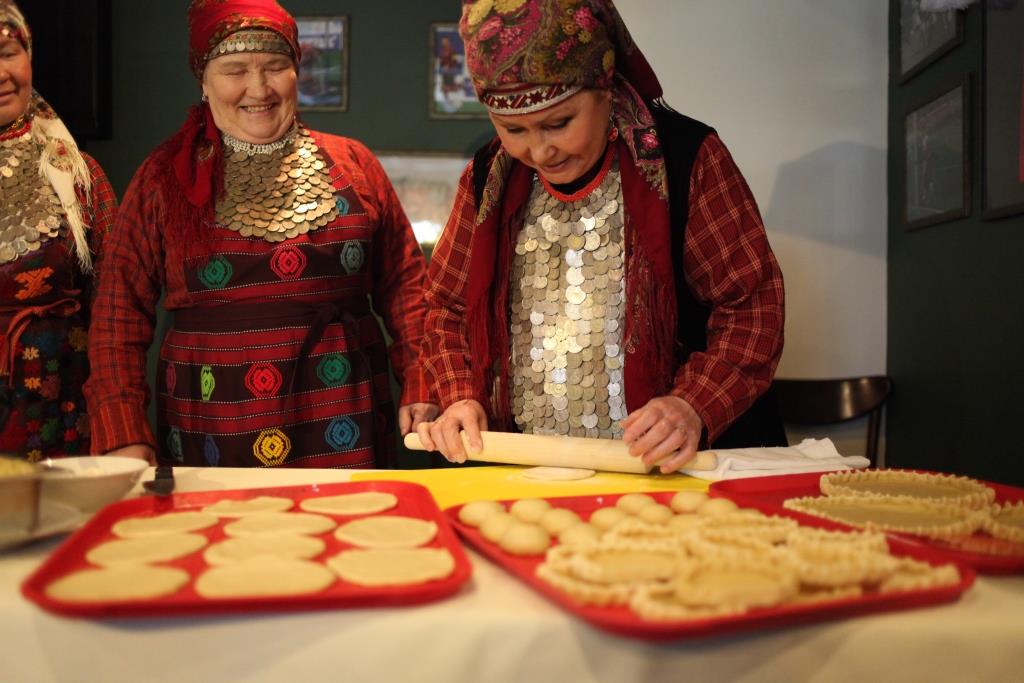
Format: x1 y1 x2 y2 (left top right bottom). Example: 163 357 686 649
23 480 471 618
447 491 975 641
710 472 1024 574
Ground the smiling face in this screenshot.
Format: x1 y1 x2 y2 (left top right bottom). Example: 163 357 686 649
0 36 31 127
201 50 297 144
488 88 612 185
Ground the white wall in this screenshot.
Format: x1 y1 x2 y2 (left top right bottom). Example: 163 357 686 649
615 0 889 458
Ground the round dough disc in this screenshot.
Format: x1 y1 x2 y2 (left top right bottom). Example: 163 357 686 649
46 566 189 602
521 467 596 481
334 516 438 548
299 492 397 516
195 560 335 598
203 496 293 517
203 535 326 566
458 500 505 527
86 533 208 566
224 512 336 537
112 511 219 538
328 548 455 586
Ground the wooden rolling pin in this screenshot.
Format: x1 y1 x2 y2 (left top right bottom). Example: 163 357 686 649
403 431 718 474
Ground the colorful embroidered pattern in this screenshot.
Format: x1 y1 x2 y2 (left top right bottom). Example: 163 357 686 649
200 365 216 401
270 245 307 279
165 362 177 395
339 241 365 275
14 267 54 300
244 363 284 398
325 416 360 451
167 426 184 462
316 353 352 387
197 255 233 289
253 428 291 466
204 434 220 466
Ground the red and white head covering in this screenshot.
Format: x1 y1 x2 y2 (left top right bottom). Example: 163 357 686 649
169 0 300 217
1 0 94 270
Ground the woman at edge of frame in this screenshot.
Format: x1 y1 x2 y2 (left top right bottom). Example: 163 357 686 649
85 0 436 468
0 0 117 460
418 0 786 473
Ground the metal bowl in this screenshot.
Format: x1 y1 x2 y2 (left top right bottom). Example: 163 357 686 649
40 456 148 513
0 457 43 535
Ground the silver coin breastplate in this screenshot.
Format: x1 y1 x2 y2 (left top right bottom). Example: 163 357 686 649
216 127 340 243
0 131 66 265
510 159 627 438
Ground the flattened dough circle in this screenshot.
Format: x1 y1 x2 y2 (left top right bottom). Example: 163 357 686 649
203 535 326 565
86 533 208 566
112 511 218 538
328 548 456 586
224 512 336 537
46 566 190 602
195 560 335 598
522 467 596 481
203 496 293 517
334 515 438 548
299 492 397 516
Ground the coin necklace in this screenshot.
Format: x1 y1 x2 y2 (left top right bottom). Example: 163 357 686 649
0 128 67 265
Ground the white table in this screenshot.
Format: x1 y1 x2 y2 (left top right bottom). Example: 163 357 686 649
1 468 1022 683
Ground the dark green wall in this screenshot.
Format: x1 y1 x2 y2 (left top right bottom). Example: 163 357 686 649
887 3 1024 486
88 0 494 193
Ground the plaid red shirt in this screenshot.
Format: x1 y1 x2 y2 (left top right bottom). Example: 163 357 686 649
85 131 431 453
423 133 784 443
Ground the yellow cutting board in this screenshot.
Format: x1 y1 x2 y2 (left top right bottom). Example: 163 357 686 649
351 466 709 509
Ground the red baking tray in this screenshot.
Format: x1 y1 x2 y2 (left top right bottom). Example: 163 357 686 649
23 480 472 619
447 491 975 641
709 472 1024 574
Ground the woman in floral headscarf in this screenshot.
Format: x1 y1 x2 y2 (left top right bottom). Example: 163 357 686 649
0 1 116 460
418 0 786 472
85 0 436 468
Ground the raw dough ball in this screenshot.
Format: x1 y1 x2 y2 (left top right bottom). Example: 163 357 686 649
86 533 207 566
509 498 551 524
635 503 674 525
670 490 708 513
697 497 740 517
667 514 705 532
558 523 602 546
46 566 189 602
328 548 456 586
457 500 505 528
334 516 438 548
615 493 657 515
589 506 629 531
112 511 218 538
223 512 336 537
203 535 326 565
540 508 582 536
299 491 397 516
480 512 516 543
195 560 335 598
499 522 551 556
521 467 596 481
204 496 293 517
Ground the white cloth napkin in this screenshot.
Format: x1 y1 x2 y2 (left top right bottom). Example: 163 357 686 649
680 438 870 481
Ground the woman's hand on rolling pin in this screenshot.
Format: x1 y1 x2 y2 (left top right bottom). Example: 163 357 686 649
621 395 702 474
398 402 440 436
416 399 488 463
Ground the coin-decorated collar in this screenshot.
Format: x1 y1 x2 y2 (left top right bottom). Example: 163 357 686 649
0 127 67 265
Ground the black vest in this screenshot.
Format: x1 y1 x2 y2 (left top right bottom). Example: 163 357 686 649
472 106 786 448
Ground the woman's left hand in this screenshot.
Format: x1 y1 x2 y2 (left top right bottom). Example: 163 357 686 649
621 395 703 474
399 402 440 436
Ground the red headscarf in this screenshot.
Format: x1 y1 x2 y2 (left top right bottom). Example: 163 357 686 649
169 0 299 213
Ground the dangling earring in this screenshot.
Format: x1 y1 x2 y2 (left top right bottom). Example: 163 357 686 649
201 93 209 103
608 125 619 142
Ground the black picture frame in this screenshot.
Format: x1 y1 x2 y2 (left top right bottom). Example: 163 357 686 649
897 0 964 84
904 77 971 231
982 0 1024 220
295 16 349 112
428 22 487 120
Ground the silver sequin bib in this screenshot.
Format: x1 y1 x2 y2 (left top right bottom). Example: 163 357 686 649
0 131 66 265
216 127 339 243
510 159 627 438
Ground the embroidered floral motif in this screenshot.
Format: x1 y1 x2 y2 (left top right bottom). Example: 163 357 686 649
324 416 360 451
165 362 177 395
253 428 291 466
23 377 40 390
27 449 43 463
316 353 352 387
197 255 233 289
335 195 350 216
270 245 307 280
339 241 365 275
200 365 216 401
13 267 54 300
68 326 88 352
39 375 60 400
167 427 184 462
245 363 284 398
204 435 220 466
21 347 39 361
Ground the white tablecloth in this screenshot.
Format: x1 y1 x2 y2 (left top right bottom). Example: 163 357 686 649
1 467 1022 683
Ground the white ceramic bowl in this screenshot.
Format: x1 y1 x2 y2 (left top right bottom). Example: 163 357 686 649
41 456 148 513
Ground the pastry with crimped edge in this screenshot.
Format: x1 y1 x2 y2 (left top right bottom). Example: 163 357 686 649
819 470 995 510
983 501 1024 544
785 542 901 588
699 510 799 544
784 494 987 540
629 584 742 621
535 562 649 607
566 545 682 585
878 558 961 594
784 526 890 555
671 556 800 611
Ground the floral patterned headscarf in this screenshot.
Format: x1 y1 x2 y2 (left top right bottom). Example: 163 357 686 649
187 0 299 79
0 0 30 55
460 0 669 217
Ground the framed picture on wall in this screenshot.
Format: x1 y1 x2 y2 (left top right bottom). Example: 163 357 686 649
897 0 964 83
904 77 971 230
982 0 1024 219
428 23 487 119
296 16 349 111
376 153 469 256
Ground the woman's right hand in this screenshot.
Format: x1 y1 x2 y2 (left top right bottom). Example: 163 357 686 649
415 399 488 464
106 444 157 465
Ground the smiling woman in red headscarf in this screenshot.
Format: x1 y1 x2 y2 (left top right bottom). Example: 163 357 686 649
85 0 436 468
418 0 786 472
0 1 117 460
